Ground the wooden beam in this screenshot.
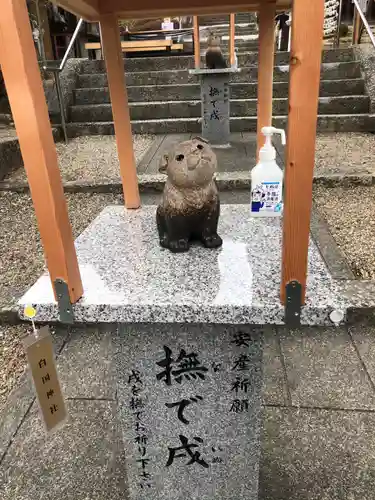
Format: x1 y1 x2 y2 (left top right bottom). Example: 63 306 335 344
100 14 140 209
256 1 276 156
86 39 172 49
120 39 172 48
281 0 325 303
98 0 293 19
229 13 235 66
193 15 200 69
52 0 100 21
121 46 168 52
85 42 170 52
0 0 83 303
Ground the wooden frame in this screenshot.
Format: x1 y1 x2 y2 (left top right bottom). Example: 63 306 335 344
98 1 291 19
193 15 200 68
85 39 183 53
0 0 83 303
100 13 141 208
5 0 325 308
281 0 325 303
86 39 173 49
229 13 236 66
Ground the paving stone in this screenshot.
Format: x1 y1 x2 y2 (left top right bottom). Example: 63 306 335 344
141 133 192 174
215 139 250 172
260 406 375 500
0 399 126 500
280 327 375 409
262 329 289 406
56 325 117 399
114 323 263 500
349 324 375 387
0 377 34 461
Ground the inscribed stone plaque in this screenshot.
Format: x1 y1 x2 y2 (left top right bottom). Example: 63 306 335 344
23 326 67 432
114 324 263 500
201 74 231 146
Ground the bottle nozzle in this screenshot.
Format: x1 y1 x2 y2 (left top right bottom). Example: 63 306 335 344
261 126 286 146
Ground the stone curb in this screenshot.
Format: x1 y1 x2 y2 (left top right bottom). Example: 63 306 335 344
1 171 374 194
0 305 19 325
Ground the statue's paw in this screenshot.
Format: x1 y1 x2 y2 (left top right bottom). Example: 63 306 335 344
202 233 223 249
159 236 169 249
169 239 190 253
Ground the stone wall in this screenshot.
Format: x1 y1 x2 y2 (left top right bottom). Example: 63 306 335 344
44 58 85 123
354 45 375 113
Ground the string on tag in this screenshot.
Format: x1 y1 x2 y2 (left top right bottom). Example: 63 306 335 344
24 305 38 337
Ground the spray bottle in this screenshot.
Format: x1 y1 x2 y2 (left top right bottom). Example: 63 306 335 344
250 126 286 217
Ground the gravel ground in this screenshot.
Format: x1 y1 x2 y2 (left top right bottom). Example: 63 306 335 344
5 135 155 183
4 133 375 182
315 132 375 176
314 185 375 279
0 192 124 408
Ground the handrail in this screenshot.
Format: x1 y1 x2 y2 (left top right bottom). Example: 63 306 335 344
352 0 375 48
42 18 84 143
59 17 84 71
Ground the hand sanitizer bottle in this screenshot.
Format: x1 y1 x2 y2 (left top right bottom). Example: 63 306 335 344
250 126 286 217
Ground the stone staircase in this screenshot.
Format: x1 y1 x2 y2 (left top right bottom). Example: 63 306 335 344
67 46 375 137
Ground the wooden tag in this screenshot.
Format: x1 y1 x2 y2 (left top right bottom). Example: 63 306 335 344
23 326 67 432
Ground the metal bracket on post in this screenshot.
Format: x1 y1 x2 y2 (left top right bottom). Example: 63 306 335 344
54 279 74 324
285 280 302 327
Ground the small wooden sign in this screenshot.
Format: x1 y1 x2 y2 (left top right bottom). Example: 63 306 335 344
23 326 67 432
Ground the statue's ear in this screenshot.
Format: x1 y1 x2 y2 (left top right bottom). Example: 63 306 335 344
159 154 169 174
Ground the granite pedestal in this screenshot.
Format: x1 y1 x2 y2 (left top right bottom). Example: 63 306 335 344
115 323 263 500
18 204 347 325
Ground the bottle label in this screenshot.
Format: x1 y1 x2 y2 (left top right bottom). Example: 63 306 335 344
251 181 283 214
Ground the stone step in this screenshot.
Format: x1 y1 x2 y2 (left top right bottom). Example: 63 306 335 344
196 40 260 52
81 48 355 73
198 25 257 36
70 96 369 122
198 13 256 25
66 114 375 137
74 79 365 105
77 61 361 88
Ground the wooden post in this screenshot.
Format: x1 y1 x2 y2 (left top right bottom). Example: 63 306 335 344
352 6 361 45
229 13 235 66
0 0 83 303
193 15 200 69
40 2 54 60
28 0 54 60
100 14 140 209
281 0 325 304
257 1 276 156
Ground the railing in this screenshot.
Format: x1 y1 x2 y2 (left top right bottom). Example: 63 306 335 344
336 0 375 49
43 18 84 143
352 0 375 48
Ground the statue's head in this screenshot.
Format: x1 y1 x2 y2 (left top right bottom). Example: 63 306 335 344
159 137 217 188
207 32 221 48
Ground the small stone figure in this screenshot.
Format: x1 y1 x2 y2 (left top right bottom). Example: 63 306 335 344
205 32 227 69
156 137 223 253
